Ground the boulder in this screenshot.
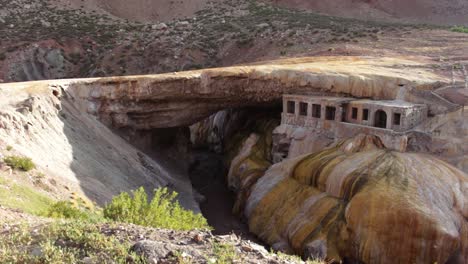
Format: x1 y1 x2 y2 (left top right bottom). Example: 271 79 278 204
131 240 172 261
152 23 168 30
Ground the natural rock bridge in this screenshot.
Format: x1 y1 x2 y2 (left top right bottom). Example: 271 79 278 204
0 56 467 263
14 56 459 130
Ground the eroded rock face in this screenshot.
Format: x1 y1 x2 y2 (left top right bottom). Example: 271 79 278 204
0 82 198 210
231 134 468 263
56 56 456 130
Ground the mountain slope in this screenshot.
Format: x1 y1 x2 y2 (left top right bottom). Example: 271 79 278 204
50 0 212 22
265 0 468 25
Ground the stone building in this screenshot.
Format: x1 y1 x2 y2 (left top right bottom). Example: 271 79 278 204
282 94 428 132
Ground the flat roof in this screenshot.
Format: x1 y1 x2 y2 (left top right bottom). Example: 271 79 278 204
284 94 354 103
348 99 425 108
283 94 426 108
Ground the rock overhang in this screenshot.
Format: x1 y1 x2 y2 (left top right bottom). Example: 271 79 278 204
0 56 455 129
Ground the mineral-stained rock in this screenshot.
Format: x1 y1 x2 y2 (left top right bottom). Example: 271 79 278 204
231 134 468 263
49 56 457 129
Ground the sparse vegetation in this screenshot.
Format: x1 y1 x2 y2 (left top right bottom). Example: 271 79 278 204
104 187 210 231
0 185 211 262
451 26 468 33
0 0 438 79
3 155 36 171
44 201 103 222
211 241 238 264
0 221 144 263
0 177 53 215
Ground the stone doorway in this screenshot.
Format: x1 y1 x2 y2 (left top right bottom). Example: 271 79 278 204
374 110 387 128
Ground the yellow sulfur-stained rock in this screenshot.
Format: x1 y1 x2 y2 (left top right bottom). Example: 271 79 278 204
231 134 468 263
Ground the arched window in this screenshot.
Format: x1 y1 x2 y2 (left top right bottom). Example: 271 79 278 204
374 110 387 128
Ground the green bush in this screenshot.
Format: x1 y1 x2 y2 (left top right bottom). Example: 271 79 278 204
3 155 35 171
45 201 102 220
451 26 468 33
104 187 210 231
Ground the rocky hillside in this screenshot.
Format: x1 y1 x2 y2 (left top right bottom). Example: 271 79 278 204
265 0 468 25
1 0 468 83
0 208 316 263
54 0 211 22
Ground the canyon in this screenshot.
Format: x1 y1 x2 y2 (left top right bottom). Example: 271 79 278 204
1 0 468 263
0 56 467 263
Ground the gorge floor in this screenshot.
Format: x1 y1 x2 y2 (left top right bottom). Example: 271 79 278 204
189 150 263 244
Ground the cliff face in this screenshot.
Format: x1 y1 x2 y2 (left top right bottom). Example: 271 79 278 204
230 134 468 263
0 81 199 210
